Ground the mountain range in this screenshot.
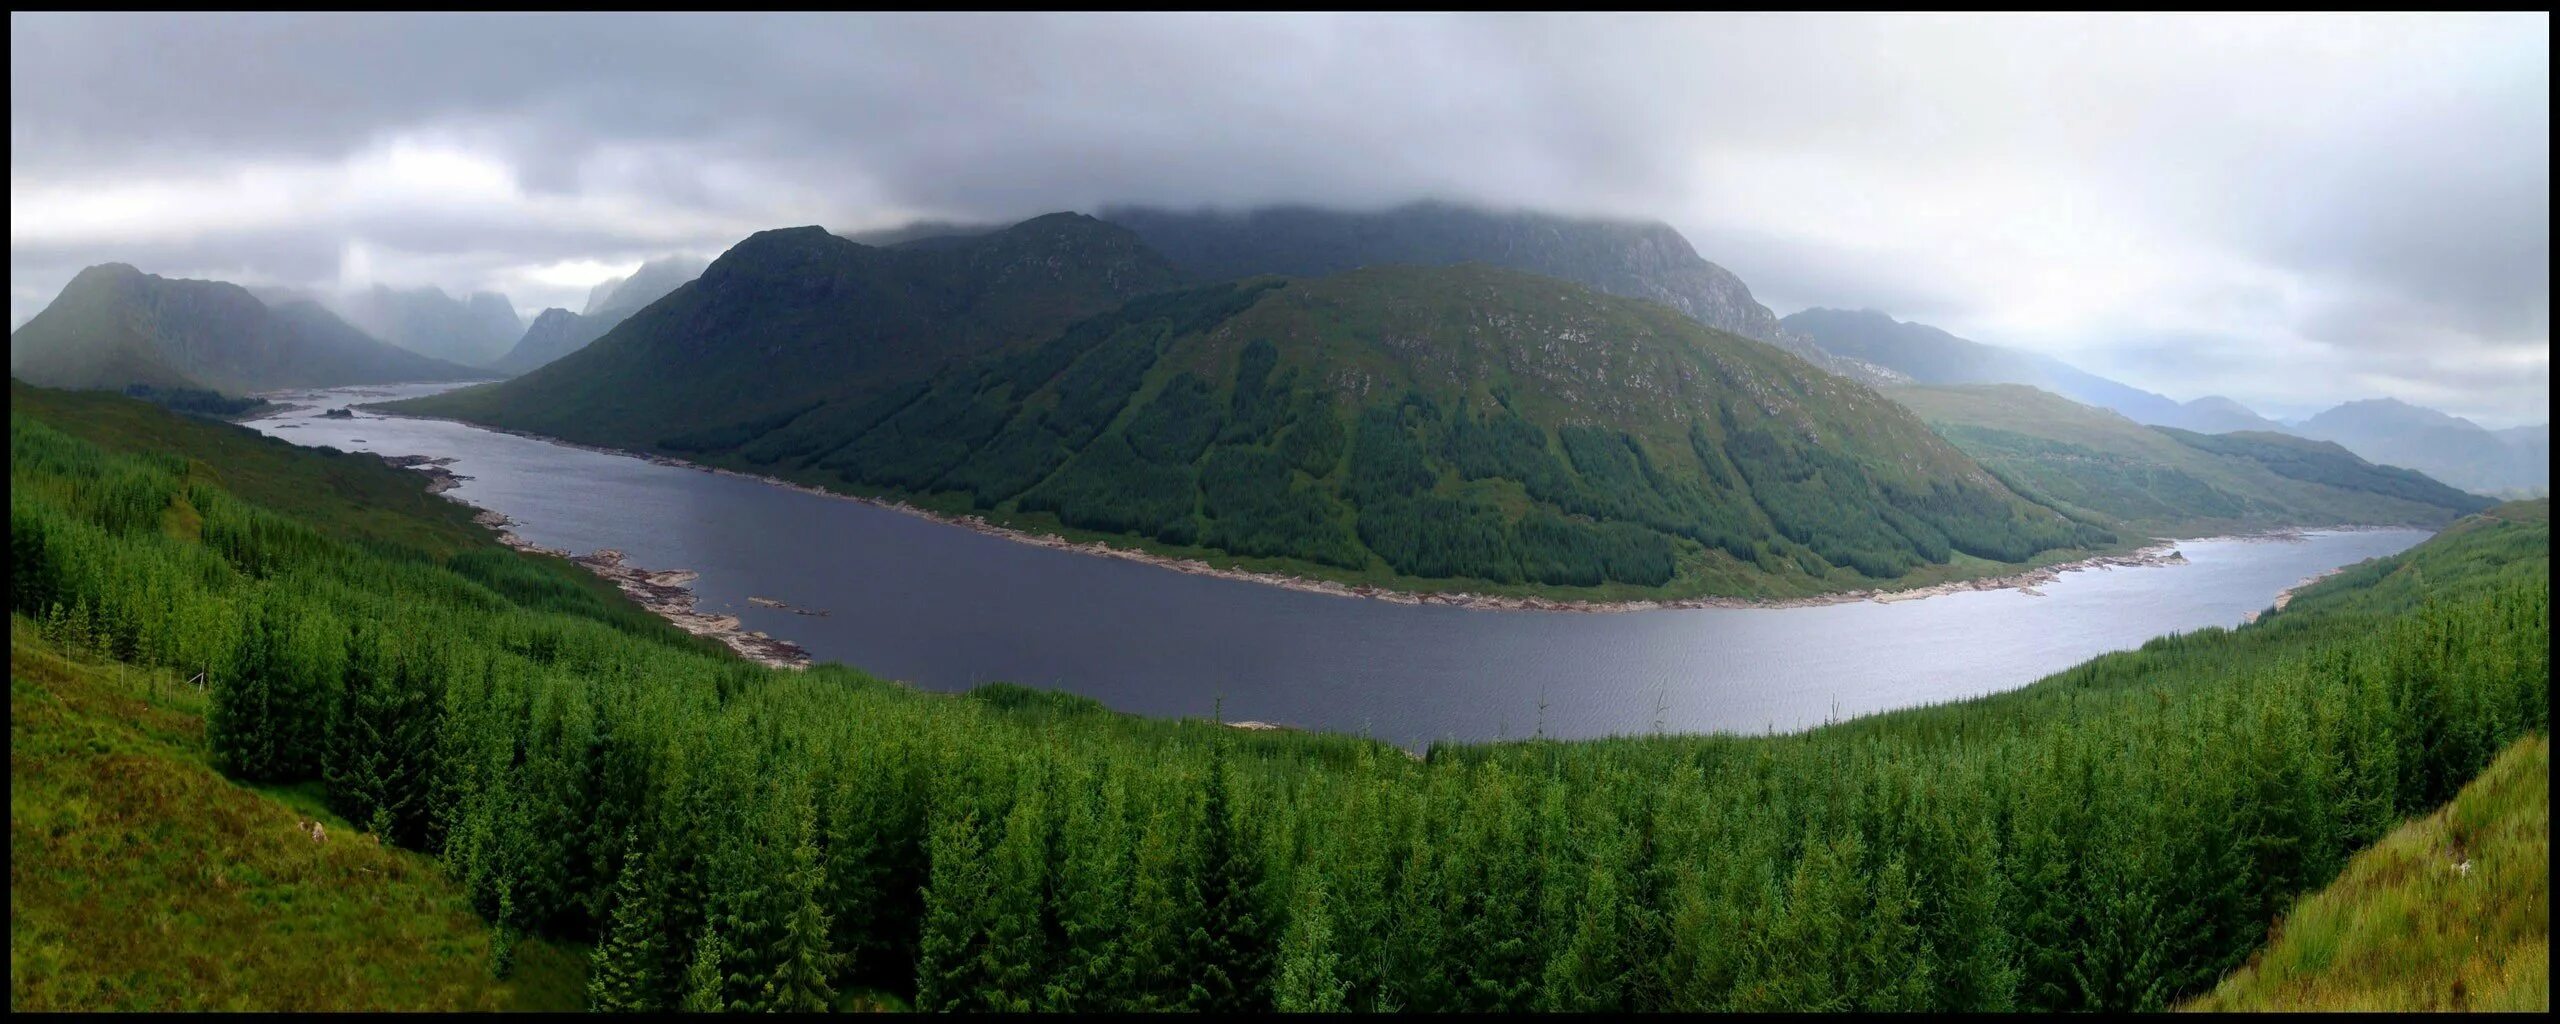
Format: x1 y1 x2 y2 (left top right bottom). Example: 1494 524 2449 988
2292 399 2549 498
12 201 2534 588
1783 306 2545 496
1888 383 2492 534
333 284 525 368
9 263 479 395
396 213 2117 596
487 255 708 375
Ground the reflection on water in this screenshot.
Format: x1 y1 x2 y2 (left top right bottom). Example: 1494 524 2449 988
248 383 2430 749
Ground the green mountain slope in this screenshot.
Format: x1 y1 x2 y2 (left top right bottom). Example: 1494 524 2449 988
8 264 480 396
1889 383 2490 534
658 265 2110 597
2186 734 2548 1012
394 213 1187 444
9 386 2547 1012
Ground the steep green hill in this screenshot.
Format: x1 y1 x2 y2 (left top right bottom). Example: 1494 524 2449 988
2186 734 2547 1012
9 386 2546 1012
8 264 479 396
9 621 591 1011
656 266 2110 597
1889 383 2490 535
392 213 1187 444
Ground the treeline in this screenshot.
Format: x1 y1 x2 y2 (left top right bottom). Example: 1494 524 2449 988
121 383 270 419
11 400 2549 1012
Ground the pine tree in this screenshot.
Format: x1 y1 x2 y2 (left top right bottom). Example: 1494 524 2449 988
682 924 732 1013
1190 744 1275 1012
914 805 997 1011
588 834 666 1012
760 797 841 1012
1273 875 1348 1012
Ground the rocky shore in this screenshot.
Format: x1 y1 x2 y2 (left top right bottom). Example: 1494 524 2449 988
378 453 466 493
2242 565 2351 625
463 509 813 669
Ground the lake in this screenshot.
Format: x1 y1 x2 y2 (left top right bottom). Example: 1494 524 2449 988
247 382 2431 749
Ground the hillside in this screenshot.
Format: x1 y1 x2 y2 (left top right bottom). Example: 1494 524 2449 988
9 387 2546 1012
8 264 480 396
646 264 2109 599
2186 735 2547 1012
1102 201 1903 384
392 212 1188 444
1888 383 2490 534
2296 398 2548 498
9 622 591 1011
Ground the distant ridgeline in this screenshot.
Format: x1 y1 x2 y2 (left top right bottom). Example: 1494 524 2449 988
1889 384 2494 536
650 266 2108 594
9 383 2548 1012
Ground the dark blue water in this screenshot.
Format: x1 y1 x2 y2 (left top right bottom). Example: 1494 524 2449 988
249 382 2430 749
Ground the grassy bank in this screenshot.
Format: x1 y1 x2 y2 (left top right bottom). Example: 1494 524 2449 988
8 620 590 1011
2187 734 2549 1012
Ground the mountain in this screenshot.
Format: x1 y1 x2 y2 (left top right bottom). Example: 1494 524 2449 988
2495 425 2548 495
2295 399 2547 497
489 257 710 376
1780 307 2231 426
8 263 480 395
336 284 524 367
578 255 709 321
626 264 2111 597
2171 395 2291 435
1889 383 2492 534
391 212 1190 445
487 308 611 376
1099 201 1906 385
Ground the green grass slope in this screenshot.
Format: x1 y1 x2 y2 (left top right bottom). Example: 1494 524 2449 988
10 385 2547 1013
1889 383 2489 535
645 267 2113 600
9 621 589 1011
2186 734 2547 1012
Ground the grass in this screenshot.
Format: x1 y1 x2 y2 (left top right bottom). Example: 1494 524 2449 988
7 619 590 1011
10 380 491 557
2185 734 2550 1012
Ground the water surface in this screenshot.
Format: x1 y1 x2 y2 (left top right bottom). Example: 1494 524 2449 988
247 383 2430 749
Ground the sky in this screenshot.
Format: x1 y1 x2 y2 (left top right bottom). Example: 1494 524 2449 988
9 12 2549 427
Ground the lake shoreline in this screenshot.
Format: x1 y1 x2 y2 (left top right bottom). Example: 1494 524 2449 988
352 399 2403 616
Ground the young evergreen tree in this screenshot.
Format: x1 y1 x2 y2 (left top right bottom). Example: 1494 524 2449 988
760 799 841 1012
1189 744 1275 1012
1273 875 1348 1012
914 804 998 1011
588 834 666 1012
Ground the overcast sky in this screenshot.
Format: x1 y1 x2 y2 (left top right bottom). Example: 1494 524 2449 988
10 12 2549 426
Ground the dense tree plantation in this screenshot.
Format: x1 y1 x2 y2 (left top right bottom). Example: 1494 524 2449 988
10 393 2549 1012
639 267 2113 599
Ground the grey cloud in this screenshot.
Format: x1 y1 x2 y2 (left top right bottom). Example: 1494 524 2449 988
8 12 2548 425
